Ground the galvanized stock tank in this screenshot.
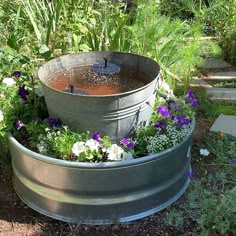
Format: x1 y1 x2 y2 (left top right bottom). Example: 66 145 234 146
8 118 195 224
38 52 160 142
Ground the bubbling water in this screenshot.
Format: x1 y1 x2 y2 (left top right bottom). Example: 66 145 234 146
47 65 151 95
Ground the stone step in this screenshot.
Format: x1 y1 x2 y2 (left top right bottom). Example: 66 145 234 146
205 71 236 81
210 114 236 137
201 58 232 70
206 87 236 102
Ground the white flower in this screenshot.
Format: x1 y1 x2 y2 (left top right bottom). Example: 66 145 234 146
0 109 3 122
85 139 99 152
107 144 124 161
72 141 86 156
200 148 210 156
2 77 16 86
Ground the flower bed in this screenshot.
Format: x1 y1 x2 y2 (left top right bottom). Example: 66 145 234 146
0 70 197 162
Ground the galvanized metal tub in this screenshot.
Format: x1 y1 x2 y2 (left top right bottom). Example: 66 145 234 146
8 119 195 224
38 52 160 142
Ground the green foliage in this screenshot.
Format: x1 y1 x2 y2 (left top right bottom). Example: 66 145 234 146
198 100 236 119
206 132 236 163
165 169 236 235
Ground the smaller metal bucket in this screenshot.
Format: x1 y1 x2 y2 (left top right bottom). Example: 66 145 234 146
38 52 160 142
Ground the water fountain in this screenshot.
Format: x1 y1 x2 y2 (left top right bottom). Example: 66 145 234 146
38 51 160 141
9 51 195 224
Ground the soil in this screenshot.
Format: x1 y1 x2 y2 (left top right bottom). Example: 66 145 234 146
0 113 213 236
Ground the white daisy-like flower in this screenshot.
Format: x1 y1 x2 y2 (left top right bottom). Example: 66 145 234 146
2 77 16 86
200 148 210 156
107 144 124 161
72 141 86 156
0 109 4 122
85 139 100 152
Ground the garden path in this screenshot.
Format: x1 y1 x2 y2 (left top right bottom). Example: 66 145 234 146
197 57 236 103
193 57 236 137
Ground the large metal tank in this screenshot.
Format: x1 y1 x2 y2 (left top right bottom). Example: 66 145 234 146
9 117 195 224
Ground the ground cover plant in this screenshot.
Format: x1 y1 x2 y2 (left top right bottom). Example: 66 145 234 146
0 0 236 235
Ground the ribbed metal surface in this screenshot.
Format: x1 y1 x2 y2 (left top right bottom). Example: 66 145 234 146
9 119 195 224
38 52 160 142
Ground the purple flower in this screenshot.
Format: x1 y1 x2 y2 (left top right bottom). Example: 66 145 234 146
175 115 191 127
18 85 29 101
16 120 24 130
189 97 198 108
187 89 194 99
44 117 61 128
186 89 198 108
157 106 170 118
92 131 101 143
120 138 135 149
154 120 167 130
187 170 194 179
12 71 22 78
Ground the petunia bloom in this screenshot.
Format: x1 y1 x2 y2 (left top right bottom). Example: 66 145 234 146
2 77 16 86
18 85 29 101
16 120 24 130
157 105 170 118
72 141 86 156
92 131 101 143
120 137 135 149
186 89 198 108
175 115 191 127
12 71 22 78
154 120 167 130
85 139 100 152
44 117 61 128
107 144 124 161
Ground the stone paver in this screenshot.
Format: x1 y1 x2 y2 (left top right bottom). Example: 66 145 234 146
190 77 212 88
210 114 236 137
201 58 232 69
206 88 236 102
206 71 236 81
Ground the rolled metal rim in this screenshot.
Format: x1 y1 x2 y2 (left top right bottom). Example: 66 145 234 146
38 51 160 98
7 117 196 169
